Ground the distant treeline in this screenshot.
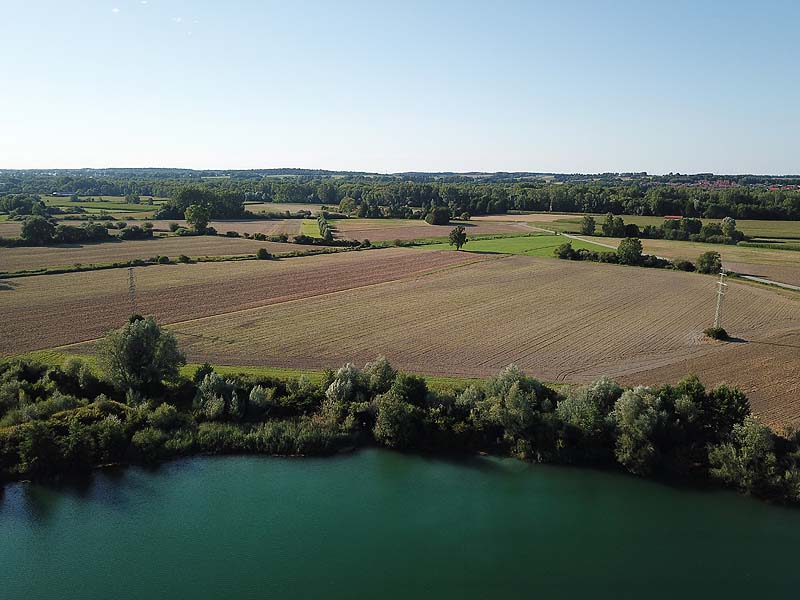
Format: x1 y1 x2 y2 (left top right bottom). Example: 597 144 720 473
1 317 800 506
2 173 799 220
3 167 800 186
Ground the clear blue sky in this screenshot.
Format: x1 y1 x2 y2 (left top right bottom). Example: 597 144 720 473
1 1 798 174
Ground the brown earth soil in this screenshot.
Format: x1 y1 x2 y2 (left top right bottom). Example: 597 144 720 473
107 254 797 427
0 248 487 354
620 330 800 430
333 219 531 241
0 222 23 238
4 249 798 428
0 237 299 273
143 219 302 236
723 262 800 288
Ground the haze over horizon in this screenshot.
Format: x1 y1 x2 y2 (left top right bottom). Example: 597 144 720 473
2 0 798 174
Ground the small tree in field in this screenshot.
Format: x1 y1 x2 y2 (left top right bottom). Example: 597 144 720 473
449 226 468 250
98 316 186 397
721 216 737 239
580 215 596 235
185 204 210 233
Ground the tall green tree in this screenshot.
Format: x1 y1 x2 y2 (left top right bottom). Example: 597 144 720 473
21 216 55 244
98 316 186 397
616 237 643 265
721 216 737 239
697 251 722 274
448 225 468 250
601 213 615 236
709 416 779 495
612 387 665 475
580 215 596 235
185 204 210 233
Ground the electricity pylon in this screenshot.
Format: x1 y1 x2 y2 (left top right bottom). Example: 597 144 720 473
128 267 139 315
714 271 727 329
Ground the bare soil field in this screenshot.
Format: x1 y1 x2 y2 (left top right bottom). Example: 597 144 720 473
122 255 796 426
333 218 531 241
143 219 302 236
4 249 798 426
0 222 23 237
0 237 299 273
621 330 800 429
723 263 800 288
0 248 485 354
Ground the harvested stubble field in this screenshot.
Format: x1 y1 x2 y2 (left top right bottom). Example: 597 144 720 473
0 248 483 354
620 330 800 429
579 235 800 287
157 255 799 426
143 219 303 236
0 236 298 273
332 218 531 241
3 248 799 426
0 222 22 237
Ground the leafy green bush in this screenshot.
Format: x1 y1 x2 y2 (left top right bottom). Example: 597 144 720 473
554 242 574 259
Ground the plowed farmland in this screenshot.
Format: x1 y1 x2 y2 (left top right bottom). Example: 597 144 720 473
0 248 486 353
0 222 22 238
143 219 302 236
620 330 800 429
722 263 800 288
3 248 799 427
332 218 530 241
0 236 299 273
131 254 797 425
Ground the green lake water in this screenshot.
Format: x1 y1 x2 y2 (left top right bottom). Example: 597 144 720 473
2 449 799 599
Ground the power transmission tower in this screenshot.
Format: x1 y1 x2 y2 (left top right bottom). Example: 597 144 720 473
128 267 139 315
714 271 728 329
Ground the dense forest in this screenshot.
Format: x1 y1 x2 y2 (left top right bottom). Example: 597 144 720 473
1 317 799 506
1 169 799 220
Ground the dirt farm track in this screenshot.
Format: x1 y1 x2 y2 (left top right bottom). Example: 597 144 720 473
1 247 799 428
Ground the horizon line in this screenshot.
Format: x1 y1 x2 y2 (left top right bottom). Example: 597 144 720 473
2 167 800 178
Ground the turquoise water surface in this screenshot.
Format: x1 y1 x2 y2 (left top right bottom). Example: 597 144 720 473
2 450 799 599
